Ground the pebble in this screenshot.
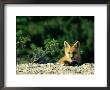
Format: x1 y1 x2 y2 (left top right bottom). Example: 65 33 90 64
16 63 94 75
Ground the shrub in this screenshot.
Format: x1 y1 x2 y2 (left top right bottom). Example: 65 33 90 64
16 16 94 64
16 30 31 57
30 39 62 63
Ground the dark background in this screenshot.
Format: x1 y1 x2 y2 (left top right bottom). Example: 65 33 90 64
16 16 94 64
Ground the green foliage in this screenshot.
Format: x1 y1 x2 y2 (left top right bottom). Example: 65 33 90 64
30 39 61 63
43 38 61 63
16 16 94 64
44 38 59 55
30 43 45 63
16 30 31 57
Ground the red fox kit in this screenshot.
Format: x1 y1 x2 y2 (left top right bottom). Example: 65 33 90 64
57 41 81 66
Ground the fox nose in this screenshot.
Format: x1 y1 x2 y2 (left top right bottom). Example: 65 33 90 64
71 56 74 59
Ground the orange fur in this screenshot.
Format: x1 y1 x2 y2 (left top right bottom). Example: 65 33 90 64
57 41 81 65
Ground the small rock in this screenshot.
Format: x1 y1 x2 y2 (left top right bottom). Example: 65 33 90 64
16 63 94 75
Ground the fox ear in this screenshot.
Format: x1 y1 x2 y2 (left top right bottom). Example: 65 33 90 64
64 41 70 48
74 41 80 48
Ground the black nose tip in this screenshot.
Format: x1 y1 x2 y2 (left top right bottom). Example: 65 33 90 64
71 57 74 59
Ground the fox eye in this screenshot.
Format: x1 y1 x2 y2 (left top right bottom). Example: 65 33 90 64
73 52 76 54
68 52 71 54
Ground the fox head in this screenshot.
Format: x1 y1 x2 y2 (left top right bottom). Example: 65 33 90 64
64 41 80 62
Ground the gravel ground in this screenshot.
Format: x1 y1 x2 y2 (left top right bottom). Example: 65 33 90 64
16 63 94 75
